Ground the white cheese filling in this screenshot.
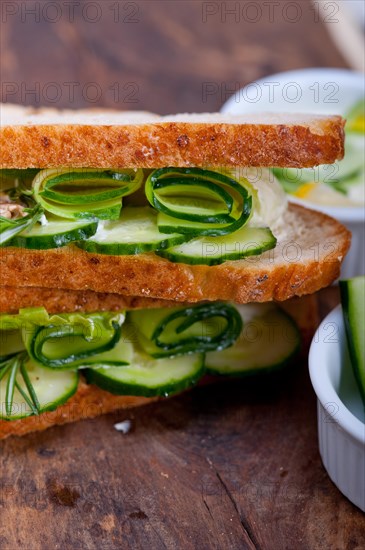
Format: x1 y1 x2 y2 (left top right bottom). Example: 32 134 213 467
229 167 288 230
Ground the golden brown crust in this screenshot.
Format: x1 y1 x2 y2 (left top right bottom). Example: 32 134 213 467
0 106 345 168
0 286 181 314
0 204 351 304
0 378 156 440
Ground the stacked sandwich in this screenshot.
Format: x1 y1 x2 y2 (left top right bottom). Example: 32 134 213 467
0 105 350 438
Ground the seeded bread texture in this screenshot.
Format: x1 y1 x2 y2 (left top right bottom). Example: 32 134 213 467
0 286 181 314
0 204 351 304
0 105 344 168
0 378 156 440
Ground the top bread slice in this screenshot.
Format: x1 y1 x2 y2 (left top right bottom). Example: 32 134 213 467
0 104 344 168
0 204 350 304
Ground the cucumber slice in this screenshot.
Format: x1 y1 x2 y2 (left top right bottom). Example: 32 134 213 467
0 356 79 420
145 167 252 236
22 312 124 369
9 217 98 249
76 206 189 255
157 212 237 237
206 304 300 376
157 225 276 266
1 203 44 247
128 302 242 358
340 276 365 403
85 351 205 397
33 168 144 220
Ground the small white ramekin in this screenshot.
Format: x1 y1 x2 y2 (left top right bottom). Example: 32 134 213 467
309 305 365 512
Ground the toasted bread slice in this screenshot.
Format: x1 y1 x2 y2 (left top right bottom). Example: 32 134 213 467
0 293 319 440
0 104 344 168
0 285 180 314
0 379 156 440
0 204 351 304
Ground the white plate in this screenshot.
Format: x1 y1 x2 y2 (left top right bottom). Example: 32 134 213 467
221 68 364 115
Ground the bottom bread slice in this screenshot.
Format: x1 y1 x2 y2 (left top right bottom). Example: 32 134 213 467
0 380 157 440
0 204 351 303
0 295 318 440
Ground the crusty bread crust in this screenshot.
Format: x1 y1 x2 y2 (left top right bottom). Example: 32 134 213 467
0 204 351 304
0 286 181 314
0 105 344 168
0 378 156 440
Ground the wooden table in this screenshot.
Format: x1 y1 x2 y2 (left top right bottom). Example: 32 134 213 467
1 2 364 548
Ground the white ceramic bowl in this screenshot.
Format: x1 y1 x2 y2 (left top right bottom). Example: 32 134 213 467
221 68 365 278
220 68 364 116
309 305 365 512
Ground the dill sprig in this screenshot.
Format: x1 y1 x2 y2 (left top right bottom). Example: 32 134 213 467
0 352 40 417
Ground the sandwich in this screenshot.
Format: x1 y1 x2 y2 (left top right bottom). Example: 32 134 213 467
0 105 351 439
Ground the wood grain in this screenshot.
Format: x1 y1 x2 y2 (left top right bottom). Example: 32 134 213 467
0 0 347 114
1 332 364 549
1 2 363 549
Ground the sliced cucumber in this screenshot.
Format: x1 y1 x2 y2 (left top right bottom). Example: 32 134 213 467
157 212 237 237
206 304 300 376
0 356 79 420
33 168 144 220
85 351 205 397
340 276 365 403
9 217 98 249
76 206 189 255
145 167 252 236
22 313 124 369
1 203 44 247
157 225 276 266
128 303 242 358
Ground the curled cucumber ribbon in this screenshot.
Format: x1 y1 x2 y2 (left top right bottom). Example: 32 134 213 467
145 167 252 236
129 302 243 358
33 168 144 220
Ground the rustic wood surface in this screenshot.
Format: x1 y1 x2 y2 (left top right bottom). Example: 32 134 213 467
1 2 364 549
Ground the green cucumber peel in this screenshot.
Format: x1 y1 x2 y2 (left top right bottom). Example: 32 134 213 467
33 168 144 220
145 167 252 236
129 302 243 358
0 308 127 369
0 352 79 420
28 321 122 369
205 304 300 376
0 202 44 246
76 206 189 255
156 225 276 266
85 351 205 398
340 276 365 404
8 217 99 250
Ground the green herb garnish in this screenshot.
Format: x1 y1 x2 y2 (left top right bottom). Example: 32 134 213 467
0 352 40 417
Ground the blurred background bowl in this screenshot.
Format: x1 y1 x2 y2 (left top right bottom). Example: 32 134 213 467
220 68 364 115
309 304 365 512
221 68 365 278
